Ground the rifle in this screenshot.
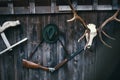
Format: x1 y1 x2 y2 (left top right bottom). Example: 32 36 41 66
22 23 84 72
22 48 84 72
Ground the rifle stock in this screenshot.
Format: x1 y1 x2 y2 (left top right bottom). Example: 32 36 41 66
54 59 68 70
22 59 50 71
22 58 68 72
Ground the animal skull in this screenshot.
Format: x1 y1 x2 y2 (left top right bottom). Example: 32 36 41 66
85 24 97 49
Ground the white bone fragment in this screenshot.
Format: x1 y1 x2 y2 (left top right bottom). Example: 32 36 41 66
1 32 12 51
0 38 28 54
0 20 20 33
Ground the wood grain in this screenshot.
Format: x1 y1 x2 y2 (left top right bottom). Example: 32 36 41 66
0 11 120 80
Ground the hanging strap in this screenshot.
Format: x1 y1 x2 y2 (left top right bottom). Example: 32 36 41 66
28 23 68 60
28 38 68 60
28 40 43 60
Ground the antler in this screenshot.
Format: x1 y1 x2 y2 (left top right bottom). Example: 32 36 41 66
67 0 91 50
67 0 120 49
98 10 120 48
67 0 88 29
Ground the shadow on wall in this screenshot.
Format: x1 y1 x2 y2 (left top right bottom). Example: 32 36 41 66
95 26 120 80
107 31 120 80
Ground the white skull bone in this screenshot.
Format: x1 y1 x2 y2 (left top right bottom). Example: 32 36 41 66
85 23 97 49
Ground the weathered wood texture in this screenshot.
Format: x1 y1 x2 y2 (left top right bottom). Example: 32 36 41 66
0 11 120 80
0 0 120 14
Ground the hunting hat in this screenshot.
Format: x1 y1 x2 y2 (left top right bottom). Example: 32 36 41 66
42 24 59 44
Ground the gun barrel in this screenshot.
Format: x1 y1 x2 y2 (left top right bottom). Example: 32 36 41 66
68 48 84 60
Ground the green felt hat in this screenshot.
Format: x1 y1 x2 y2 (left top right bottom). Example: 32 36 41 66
42 24 59 44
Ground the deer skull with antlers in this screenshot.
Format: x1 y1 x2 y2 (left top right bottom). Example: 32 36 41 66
67 0 120 50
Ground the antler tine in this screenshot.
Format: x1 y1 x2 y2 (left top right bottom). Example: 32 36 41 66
114 9 120 22
98 9 120 48
67 0 88 30
98 31 112 48
84 31 90 50
78 30 87 42
67 0 78 22
99 9 120 29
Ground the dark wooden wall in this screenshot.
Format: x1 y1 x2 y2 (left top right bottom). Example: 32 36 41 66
0 11 120 80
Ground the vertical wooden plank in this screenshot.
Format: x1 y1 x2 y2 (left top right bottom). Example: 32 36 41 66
0 56 1 80
29 1 35 14
56 14 66 80
0 16 16 80
28 16 40 80
13 23 18 80
26 16 31 80
51 0 56 13
65 13 76 80
93 0 98 10
71 12 85 80
76 12 97 80
8 2 14 14
42 15 51 80
0 19 8 80
73 15 85 80
23 15 31 80
0 55 5 80
112 0 118 10
13 16 27 80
